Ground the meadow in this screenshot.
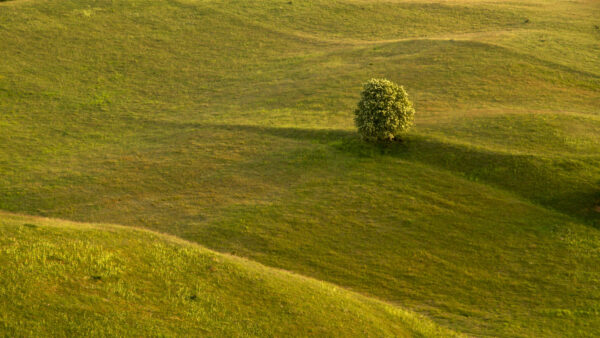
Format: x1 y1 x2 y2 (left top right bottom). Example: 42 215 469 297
0 0 599 336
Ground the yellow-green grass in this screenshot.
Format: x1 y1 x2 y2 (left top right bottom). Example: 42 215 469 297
0 212 457 337
0 0 599 336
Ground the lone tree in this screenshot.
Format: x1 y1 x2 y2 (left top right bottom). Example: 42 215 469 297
354 78 415 142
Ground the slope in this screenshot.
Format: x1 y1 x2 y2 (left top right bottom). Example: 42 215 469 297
0 212 455 337
0 0 599 336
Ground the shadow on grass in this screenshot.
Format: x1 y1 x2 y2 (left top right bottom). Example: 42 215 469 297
213 124 600 226
211 124 353 143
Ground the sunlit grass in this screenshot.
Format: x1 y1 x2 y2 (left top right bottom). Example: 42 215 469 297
0 0 598 336
0 212 457 337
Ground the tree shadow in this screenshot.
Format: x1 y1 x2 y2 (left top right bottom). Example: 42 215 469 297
209 124 354 143
212 124 599 226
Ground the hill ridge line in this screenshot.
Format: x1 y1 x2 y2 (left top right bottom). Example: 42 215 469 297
204 4 600 78
203 3 524 46
0 210 438 314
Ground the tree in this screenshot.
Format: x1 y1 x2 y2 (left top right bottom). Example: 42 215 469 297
354 79 415 142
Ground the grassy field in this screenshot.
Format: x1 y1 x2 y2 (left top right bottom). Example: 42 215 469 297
0 212 456 336
0 0 599 336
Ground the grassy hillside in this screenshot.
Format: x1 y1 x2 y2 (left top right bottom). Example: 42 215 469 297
0 0 599 336
0 212 455 337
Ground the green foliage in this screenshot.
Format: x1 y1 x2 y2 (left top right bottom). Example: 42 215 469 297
354 79 415 142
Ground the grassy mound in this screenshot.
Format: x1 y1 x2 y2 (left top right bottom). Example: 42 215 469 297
0 212 454 337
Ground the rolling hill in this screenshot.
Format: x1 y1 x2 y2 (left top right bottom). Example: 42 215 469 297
0 0 599 336
0 212 455 336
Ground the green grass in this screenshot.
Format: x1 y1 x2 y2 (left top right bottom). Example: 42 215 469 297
0 212 456 337
0 0 599 336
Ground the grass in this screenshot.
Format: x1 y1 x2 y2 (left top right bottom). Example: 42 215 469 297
0 212 455 337
0 0 599 336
